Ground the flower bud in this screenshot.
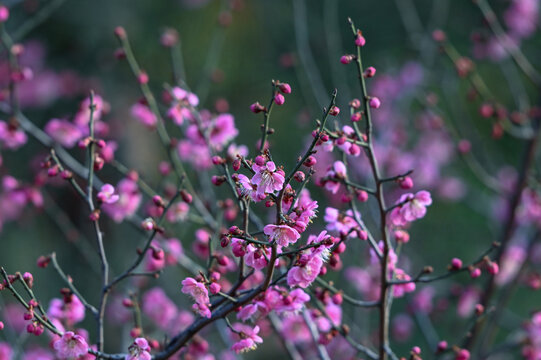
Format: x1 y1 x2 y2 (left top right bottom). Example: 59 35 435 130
180 190 193 204
0 6 9 22
340 55 354 64
355 33 366 46
274 93 285 105
278 83 292 94
329 106 340 116
294 171 305 182
399 176 414 190
450 258 462 270
209 282 221 294
351 112 362 122
141 218 155 231
303 156 317 167
37 256 51 268
114 26 127 40
250 102 265 113
364 66 376 77
349 99 361 109
138 72 149 84
436 341 448 352
470 268 481 278
369 97 381 109
232 159 241 171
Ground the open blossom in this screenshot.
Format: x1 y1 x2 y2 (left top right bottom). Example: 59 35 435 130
264 224 300 247
324 161 347 194
126 338 151 360
244 243 272 270
97 184 119 204
166 201 189 223
287 231 331 288
0 121 27 149
288 189 318 233
53 332 88 359
48 295 85 325
251 161 285 196
231 324 263 354
181 277 210 306
390 190 432 226
44 118 83 148
275 288 310 313
236 174 265 202
131 103 157 129
192 303 212 318
142 288 178 331
324 207 358 236
101 178 142 222
73 95 107 127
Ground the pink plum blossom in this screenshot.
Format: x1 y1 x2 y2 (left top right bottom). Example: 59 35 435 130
44 119 83 148
231 324 263 353
102 178 142 222
0 121 27 149
0 343 12 360
390 190 432 226
131 103 157 129
97 184 119 204
264 224 300 247
53 332 88 359
142 288 178 331
47 295 86 325
251 161 285 196
126 338 151 360
181 277 210 306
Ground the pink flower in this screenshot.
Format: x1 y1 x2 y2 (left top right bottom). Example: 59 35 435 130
73 95 107 127
275 288 310 313
181 277 210 306
324 207 358 236
44 119 83 148
102 178 142 222
0 121 27 149
209 114 238 150
236 174 265 202
244 244 271 270
192 303 212 318
97 184 119 204
280 315 311 344
274 93 285 105
167 105 193 126
0 6 9 22
0 343 12 360
324 161 347 194
171 86 199 107
390 190 432 226
166 202 189 223
496 244 526 286
251 160 285 196
177 140 212 170
264 224 300 247
53 332 88 359
48 295 86 325
287 231 331 288
131 103 157 129
231 324 263 353
369 97 381 109
126 338 151 360
142 288 178 331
